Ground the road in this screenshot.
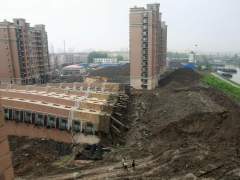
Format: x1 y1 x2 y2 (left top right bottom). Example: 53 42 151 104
211 72 240 88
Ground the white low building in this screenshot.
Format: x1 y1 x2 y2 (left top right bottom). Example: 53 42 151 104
62 64 86 76
93 58 118 64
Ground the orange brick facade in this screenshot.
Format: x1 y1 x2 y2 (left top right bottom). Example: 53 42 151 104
130 4 167 90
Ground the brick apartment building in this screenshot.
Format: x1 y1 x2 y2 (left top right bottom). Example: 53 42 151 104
0 19 49 85
130 3 167 90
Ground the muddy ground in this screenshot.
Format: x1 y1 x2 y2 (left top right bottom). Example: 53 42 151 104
9 136 73 178
11 68 240 179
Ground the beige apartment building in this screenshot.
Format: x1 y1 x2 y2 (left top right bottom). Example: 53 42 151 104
0 19 49 85
130 4 167 90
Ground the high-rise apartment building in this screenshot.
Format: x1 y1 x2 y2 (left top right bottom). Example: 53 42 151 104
0 19 49 85
160 21 168 73
130 4 167 90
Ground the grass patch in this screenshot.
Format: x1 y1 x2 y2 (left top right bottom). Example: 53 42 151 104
202 74 240 102
53 155 73 167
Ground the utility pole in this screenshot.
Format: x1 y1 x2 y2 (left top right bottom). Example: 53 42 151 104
64 40 66 54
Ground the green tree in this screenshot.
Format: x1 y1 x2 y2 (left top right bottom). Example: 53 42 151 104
116 55 124 62
87 51 108 63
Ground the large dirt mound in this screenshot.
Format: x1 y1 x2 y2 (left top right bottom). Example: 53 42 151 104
159 68 201 88
106 69 240 179
89 64 130 83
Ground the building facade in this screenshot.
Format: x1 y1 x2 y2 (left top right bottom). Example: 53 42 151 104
0 19 49 85
130 4 167 90
93 58 118 64
0 99 14 180
0 79 127 143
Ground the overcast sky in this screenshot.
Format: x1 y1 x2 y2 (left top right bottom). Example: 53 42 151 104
1 0 240 53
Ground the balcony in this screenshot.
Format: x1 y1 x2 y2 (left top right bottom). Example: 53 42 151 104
142 32 148 37
143 12 148 18
141 79 148 85
142 44 148 49
141 73 148 78
141 68 148 73
141 84 148 89
143 19 148 24
142 51 148 56
142 37 148 42
142 62 148 67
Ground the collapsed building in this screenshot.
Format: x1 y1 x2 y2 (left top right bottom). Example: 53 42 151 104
0 78 129 145
0 102 14 179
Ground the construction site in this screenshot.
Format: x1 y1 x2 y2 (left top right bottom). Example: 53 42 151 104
0 68 240 179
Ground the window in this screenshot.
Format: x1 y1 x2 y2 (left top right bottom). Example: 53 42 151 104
85 122 94 134
24 111 32 123
47 115 56 128
35 113 44 126
14 110 21 122
73 120 81 133
4 108 9 120
59 118 68 130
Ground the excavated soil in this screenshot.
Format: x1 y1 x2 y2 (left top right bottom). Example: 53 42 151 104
89 64 130 83
12 69 240 179
9 136 72 177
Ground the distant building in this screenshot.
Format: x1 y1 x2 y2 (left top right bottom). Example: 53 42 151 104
62 64 86 76
130 4 167 90
93 58 118 64
0 19 49 84
49 52 89 70
107 51 129 61
189 51 196 63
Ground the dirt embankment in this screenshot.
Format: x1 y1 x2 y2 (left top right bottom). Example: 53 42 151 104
9 136 72 177
102 69 240 179
115 69 240 179
12 69 240 179
89 64 130 83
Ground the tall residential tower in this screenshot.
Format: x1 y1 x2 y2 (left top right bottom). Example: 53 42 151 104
0 19 49 84
130 4 167 90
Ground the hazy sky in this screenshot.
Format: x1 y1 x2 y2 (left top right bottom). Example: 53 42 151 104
1 0 240 53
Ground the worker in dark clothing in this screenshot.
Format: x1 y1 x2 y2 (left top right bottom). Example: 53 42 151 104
122 157 128 170
132 159 135 170
0 169 5 180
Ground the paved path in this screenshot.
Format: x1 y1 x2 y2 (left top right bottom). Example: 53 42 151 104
211 73 240 88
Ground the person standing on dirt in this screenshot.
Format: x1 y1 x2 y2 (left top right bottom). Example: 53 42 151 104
123 161 128 170
0 169 5 180
132 159 135 170
122 157 128 170
122 157 125 167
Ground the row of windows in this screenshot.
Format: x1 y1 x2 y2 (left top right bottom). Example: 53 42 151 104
3 108 97 135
